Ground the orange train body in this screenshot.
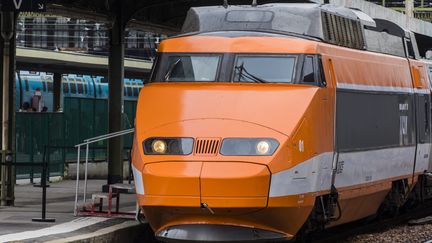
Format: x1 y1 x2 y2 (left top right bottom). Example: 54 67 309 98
131 3 432 242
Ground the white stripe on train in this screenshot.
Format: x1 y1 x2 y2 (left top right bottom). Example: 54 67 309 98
337 83 430 94
269 144 431 198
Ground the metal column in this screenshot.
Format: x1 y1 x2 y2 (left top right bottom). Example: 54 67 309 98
406 0 414 18
107 10 126 186
0 11 16 206
53 73 62 112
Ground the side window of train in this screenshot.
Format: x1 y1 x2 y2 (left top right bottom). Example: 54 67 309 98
318 57 327 87
429 67 432 88
24 79 29 91
62 78 69 93
133 87 139 97
301 55 316 84
425 95 430 136
47 81 53 92
77 82 83 94
127 85 132 96
70 82 77 94
404 39 416 59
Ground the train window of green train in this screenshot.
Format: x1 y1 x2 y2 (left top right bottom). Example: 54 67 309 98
63 83 69 93
47 81 53 92
70 83 77 94
127 86 132 96
133 87 139 97
77 83 83 94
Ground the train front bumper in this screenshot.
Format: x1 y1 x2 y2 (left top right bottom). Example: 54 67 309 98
139 161 270 209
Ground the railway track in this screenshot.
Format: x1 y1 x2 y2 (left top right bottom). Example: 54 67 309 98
303 201 432 243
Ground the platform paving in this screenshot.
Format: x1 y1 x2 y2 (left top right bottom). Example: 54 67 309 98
0 179 155 243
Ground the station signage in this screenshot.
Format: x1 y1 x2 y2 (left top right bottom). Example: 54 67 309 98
1 0 47 12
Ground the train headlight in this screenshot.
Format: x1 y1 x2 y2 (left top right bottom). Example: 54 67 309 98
220 138 279 156
256 140 270 155
152 140 167 154
143 138 194 155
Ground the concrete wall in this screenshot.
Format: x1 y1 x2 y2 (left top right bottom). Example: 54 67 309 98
315 0 432 37
66 161 132 180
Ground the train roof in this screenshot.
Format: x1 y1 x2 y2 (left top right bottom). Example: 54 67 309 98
181 3 420 59
182 3 375 50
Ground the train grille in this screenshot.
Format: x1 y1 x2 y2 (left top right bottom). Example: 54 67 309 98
194 138 220 156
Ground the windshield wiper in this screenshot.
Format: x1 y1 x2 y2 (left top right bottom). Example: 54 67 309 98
164 58 181 81
235 64 268 83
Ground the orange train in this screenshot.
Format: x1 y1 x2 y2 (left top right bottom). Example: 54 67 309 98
131 3 432 242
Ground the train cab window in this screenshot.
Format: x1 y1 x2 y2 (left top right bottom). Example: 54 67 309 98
301 56 315 83
233 55 296 83
160 55 221 82
405 39 416 59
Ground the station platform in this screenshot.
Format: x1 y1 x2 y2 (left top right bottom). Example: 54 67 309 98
0 180 156 243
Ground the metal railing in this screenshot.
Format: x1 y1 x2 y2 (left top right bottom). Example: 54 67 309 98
73 128 134 216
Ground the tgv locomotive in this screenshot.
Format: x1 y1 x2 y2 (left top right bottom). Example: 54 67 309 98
132 3 432 242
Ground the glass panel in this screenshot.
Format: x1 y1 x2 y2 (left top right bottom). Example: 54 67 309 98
63 82 69 93
233 56 296 83
77 83 83 94
164 56 220 82
70 83 77 94
302 56 315 83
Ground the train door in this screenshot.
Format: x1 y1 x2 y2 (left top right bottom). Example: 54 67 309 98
427 65 432 172
409 61 431 176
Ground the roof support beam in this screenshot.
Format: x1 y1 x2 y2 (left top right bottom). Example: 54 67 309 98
107 1 127 188
0 11 17 207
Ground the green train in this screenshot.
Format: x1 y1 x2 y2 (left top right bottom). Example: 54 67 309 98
15 71 143 179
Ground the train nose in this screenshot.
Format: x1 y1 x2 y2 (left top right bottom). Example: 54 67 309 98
200 162 270 208
142 161 270 209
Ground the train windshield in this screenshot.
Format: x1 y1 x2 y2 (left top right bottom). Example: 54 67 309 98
151 53 301 84
162 55 221 82
233 56 296 83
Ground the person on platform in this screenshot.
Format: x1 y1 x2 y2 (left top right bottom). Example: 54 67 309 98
31 88 44 112
21 102 32 112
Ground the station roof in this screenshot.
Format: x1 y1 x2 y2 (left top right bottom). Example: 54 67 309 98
45 0 314 34
16 47 153 78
